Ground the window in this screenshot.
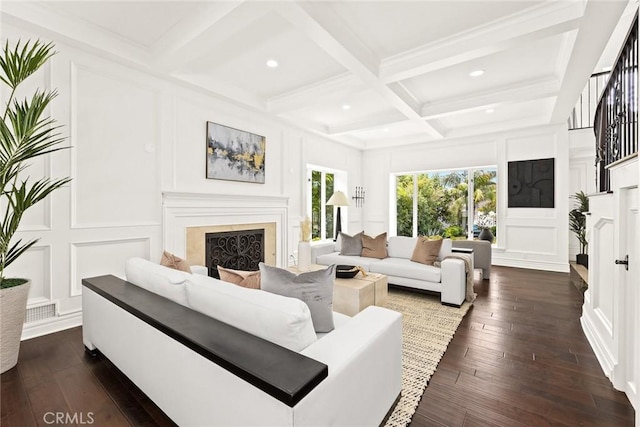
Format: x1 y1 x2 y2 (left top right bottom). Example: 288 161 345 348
393 167 497 242
309 169 335 240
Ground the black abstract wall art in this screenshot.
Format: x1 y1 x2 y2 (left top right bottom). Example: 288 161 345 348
507 158 555 208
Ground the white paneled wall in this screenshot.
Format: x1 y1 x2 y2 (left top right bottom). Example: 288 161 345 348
72 63 162 228
2 22 362 339
363 124 570 273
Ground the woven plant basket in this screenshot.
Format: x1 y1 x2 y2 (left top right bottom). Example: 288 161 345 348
0 280 31 374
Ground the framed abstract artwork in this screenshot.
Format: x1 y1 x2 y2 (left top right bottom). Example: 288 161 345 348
206 122 265 183
508 158 555 208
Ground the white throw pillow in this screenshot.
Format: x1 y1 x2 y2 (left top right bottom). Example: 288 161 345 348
185 274 318 352
125 258 189 306
387 236 453 261
387 236 417 259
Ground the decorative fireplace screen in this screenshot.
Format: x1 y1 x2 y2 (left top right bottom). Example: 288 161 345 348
205 229 265 278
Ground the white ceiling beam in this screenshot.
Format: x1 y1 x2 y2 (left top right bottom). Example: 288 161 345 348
387 82 422 115
380 1 584 83
421 77 560 119
267 73 361 115
153 1 276 72
327 110 407 136
1 2 151 67
275 2 444 139
150 1 244 58
550 0 629 123
276 1 380 76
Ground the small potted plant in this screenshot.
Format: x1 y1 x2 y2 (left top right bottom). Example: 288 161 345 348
569 191 589 267
0 40 71 373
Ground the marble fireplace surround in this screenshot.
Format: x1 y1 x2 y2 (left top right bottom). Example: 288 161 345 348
162 192 288 270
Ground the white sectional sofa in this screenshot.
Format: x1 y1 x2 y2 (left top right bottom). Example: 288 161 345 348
82 258 402 427
311 237 471 306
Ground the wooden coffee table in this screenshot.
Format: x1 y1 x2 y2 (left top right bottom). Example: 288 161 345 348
334 272 388 316
287 265 388 316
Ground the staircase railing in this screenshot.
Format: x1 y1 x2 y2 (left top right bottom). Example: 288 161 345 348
568 71 610 130
595 12 638 193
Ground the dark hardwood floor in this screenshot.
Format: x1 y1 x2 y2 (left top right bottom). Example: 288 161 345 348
413 266 635 427
1 266 635 426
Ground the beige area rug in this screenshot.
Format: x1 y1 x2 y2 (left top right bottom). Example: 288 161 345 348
384 288 472 427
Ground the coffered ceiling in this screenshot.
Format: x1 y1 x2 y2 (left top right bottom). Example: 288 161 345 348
1 0 635 150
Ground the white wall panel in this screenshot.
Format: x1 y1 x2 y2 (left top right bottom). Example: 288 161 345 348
505 225 557 254
4 245 52 305
70 238 151 296
73 64 160 227
171 96 283 195
593 219 615 329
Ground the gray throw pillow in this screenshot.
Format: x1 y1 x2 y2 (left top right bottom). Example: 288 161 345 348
339 231 363 256
259 263 336 333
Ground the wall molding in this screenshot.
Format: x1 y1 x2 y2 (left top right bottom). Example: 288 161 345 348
580 313 615 381
21 310 83 341
69 237 152 296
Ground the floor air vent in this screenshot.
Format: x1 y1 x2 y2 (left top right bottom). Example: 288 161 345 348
25 303 56 323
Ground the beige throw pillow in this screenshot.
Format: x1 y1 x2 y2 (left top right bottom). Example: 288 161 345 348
361 232 388 259
160 251 192 273
411 237 443 265
217 266 261 289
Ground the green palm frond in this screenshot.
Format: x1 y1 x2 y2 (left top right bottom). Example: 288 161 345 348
0 40 56 90
0 39 70 285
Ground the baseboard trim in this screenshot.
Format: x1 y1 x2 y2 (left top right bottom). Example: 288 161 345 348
580 313 617 386
492 257 569 273
21 311 83 340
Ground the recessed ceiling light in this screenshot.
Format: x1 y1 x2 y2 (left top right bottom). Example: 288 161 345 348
266 59 279 68
342 104 351 110
485 109 494 114
469 69 485 77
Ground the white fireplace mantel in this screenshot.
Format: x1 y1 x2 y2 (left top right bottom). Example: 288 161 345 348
162 191 289 267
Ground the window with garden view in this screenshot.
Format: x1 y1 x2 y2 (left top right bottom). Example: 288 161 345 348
310 170 334 240
395 168 497 243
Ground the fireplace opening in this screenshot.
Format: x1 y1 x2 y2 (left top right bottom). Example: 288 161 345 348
205 229 265 279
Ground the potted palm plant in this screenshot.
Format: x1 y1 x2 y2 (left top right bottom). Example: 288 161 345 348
569 191 589 267
0 40 70 373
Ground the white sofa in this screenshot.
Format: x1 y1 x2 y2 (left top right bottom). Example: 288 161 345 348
82 258 402 427
311 237 470 306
